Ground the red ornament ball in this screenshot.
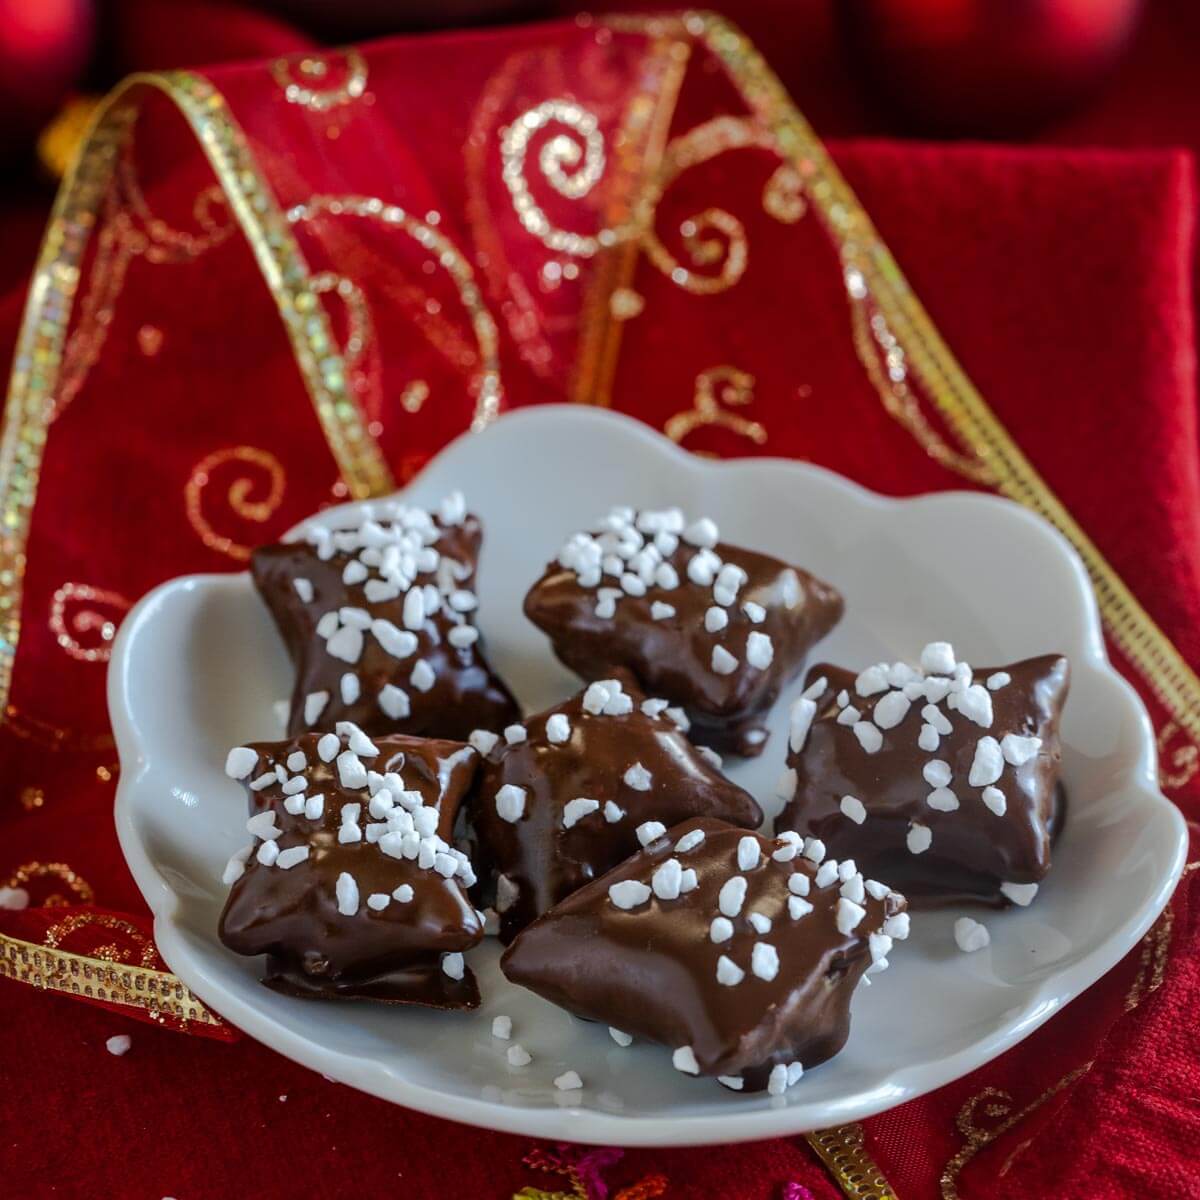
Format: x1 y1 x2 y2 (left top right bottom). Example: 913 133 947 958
839 0 1144 137
0 0 94 152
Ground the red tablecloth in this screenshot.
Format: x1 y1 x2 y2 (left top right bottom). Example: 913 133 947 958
1 12 1197 1199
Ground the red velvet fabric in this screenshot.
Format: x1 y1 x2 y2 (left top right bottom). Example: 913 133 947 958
2 13 1198 1199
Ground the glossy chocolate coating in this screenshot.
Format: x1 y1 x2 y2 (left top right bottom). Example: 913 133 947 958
778 656 1069 906
470 671 763 943
219 730 483 1008
524 527 842 757
252 511 519 742
502 817 905 1089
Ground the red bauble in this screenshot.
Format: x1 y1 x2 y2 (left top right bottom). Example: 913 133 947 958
839 0 1144 137
0 0 93 152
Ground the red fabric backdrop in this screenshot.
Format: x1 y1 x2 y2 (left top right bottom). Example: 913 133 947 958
1 11 1198 1199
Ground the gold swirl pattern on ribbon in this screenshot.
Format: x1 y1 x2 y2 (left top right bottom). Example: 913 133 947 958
665 365 766 447
501 98 609 257
184 446 287 562
288 194 503 430
2 861 95 907
271 49 368 111
1156 720 1199 790
48 582 131 663
43 912 159 968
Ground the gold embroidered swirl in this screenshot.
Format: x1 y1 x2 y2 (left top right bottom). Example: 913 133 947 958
43 912 159 969
1156 720 1199 789
184 446 287 562
665 365 767 447
48 582 131 664
271 49 368 111
2 861 95 907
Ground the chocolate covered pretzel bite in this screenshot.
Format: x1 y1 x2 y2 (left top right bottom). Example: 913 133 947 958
468 671 762 943
502 817 907 1094
523 506 842 757
778 642 1069 908
219 723 484 1007
252 492 518 742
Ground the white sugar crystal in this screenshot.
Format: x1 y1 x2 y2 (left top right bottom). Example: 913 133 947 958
246 811 281 840
772 828 800 860
448 589 477 613
379 684 411 720
873 690 910 730
788 895 814 920
469 729 499 755
541 713 570 746
840 795 867 824
603 800 625 823
802 837 826 864
582 681 612 715
683 517 719 547
624 762 652 791
803 677 828 702
392 883 414 903
491 1015 512 1040
335 872 359 915
293 577 314 603
225 747 257 780
675 828 706 853
609 879 652 910
302 691 329 725
652 858 684 900
926 787 960 812
907 822 932 854
922 704 953 735
954 917 990 953
410 659 436 692
855 665 889 696
718 876 748 917
665 706 690 731
315 611 339 640
317 732 340 762
767 1065 789 1096
276 846 310 870
340 673 360 705
620 573 647 597
1000 881 1039 907
957 684 994 728
339 722 378 757
504 723 527 745
864 879 888 901
746 631 774 669
718 1075 744 1091
981 786 1007 816
562 797 600 829
636 821 666 846
836 898 866 935
594 588 620 619
838 859 857 882
869 931 893 966
256 840 279 866
737 836 761 871
815 860 839 888
920 642 956 675
220 848 250 886
506 1044 532 1067
1001 734 1042 766
554 1070 583 1092
304 794 325 820
367 892 390 911
918 724 940 752
343 560 368 586
680 868 698 893
710 916 734 942
687 550 720 586
711 645 739 675
281 775 307 796
495 784 527 823
337 750 368 790
326 624 364 664
923 759 952 788
704 606 728 633
787 872 810 897
884 911 910 940
402 586 426 631
672 1046 700 1075
448 624 479 649
924 676 953 703
751 942 780 981
836 705 861 726
969 736 1004 786
442 952 465 981
987 671 1011 690
742 601 766 624
106 1035 132 1057
654 562 681 591
650 601 676 620
853 722 883 754
840 874 865 904
609 1027 633 1047
716 955 745 986
789 697 817 752
748 912 772 934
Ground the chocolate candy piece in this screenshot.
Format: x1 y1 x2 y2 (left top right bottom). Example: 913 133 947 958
219 723 483 1007
252 494 519 742
502 817 906 1092
469 671 763 943
777 645 1069 907
523 507 842 756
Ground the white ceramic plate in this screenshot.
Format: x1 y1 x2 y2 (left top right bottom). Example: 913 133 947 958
111 405 1186 1146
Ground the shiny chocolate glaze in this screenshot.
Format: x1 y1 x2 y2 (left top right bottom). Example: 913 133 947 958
252 511 519 743
219 730 483 1008
470 671 763 943
502 817 906 1090
524 528 842 757
778 656 1069 906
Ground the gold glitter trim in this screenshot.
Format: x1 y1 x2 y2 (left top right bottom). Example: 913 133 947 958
184 445 288 562
272 48 368 112
48 581 130 663
0 70 392 716
0 932 223 1027
43 911 159 968
2 861 95 906
806 1123 899 1200
665 365 766 448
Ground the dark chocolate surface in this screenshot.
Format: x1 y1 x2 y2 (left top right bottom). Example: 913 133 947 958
523 508 842 756
502 817 906 1091
252 500 518 743
778 652 1069 907
219 727 483 1008
469 671 763 943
